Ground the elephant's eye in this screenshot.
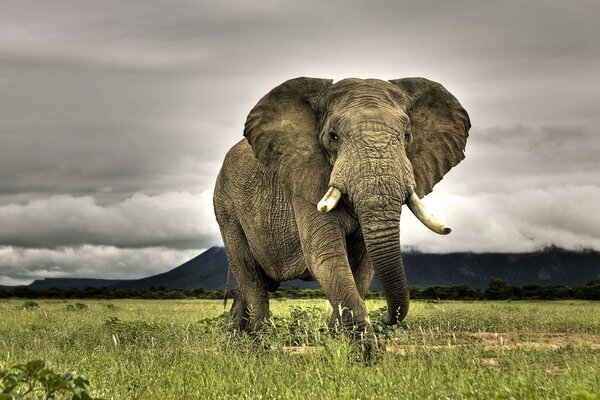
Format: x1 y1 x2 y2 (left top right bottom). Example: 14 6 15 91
329 132 338 142
404 131 412 142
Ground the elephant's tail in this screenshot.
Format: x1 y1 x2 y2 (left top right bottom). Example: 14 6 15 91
223 266 232 311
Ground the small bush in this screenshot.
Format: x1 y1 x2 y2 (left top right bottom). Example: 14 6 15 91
66 303 88 311
196 314 228 333
0 359 101 399
286 305 328 346
104 317 160 346
21 301 39 310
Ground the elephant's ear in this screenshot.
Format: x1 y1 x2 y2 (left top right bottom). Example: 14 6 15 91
390 78 471 198
244 77 334 204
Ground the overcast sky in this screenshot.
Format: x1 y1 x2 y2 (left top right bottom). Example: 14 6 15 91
1 0 599 285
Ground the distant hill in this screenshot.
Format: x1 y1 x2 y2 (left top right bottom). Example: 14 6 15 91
2 246 599 291
110 247 228 290
402 247 600 288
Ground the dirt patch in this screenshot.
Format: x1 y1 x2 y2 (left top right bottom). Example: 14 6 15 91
467 332 600 350
481 357 499 367
281 333 600 355
384 343 467 353
281 346 322 354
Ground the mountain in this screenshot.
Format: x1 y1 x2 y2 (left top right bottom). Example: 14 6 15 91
402 247 600 288
2 246 599 291
110 247 228 290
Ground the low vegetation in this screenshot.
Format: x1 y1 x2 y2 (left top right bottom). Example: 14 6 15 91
1 299 599 399
0 359 100 400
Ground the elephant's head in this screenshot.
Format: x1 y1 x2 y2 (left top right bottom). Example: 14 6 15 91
244 77 470 324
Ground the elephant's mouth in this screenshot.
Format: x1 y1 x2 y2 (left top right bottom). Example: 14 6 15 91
317 186 451 235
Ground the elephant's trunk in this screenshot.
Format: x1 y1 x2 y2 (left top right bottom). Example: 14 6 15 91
357 198 410 325
349 172 411 325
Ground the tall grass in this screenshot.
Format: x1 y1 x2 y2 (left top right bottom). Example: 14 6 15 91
1 299 599 399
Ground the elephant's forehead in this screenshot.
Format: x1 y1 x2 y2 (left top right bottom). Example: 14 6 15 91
329 78 389 95
325 79 408 109
335 109 409 136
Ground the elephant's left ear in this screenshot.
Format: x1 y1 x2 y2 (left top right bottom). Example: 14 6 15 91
244 77 334 204
390 78 471 198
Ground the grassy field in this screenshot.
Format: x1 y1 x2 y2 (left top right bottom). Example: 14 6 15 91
1 299 599 399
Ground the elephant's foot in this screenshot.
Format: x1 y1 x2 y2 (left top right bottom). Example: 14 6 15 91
327 311 384 363
380 305 408 326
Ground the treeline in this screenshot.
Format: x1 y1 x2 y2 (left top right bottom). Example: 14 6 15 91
272 278 600 300
407 278 600 300
1 278 599 300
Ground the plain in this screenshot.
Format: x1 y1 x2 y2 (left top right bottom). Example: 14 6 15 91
1 299 599 399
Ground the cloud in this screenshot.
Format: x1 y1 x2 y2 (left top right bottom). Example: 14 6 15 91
402 184 600 253
401 123 600 252
0 191 221 249
0 245 201 285
445 124 600 196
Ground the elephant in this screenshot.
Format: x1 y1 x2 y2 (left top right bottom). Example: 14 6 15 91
213 77 470 348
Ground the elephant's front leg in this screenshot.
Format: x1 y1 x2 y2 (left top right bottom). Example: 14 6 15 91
292 197 370 336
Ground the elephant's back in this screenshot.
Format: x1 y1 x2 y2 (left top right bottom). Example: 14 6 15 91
215 139 262 201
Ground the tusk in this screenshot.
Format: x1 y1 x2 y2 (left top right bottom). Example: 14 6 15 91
406 192 452 235
317 187 342 213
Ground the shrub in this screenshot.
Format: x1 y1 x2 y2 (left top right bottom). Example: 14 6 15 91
66 303 89 311
286 305 328 346
103 317 161 346
580 280 600 300
21 301 39 310
0 359 101 399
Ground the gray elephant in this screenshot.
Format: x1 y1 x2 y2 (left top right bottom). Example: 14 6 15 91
213 77 470 344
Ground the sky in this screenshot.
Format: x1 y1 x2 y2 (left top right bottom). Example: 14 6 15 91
1 0 599 285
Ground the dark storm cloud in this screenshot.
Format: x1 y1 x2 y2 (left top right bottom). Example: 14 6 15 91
0 0 599 283
0 246 201 285
0 191 219 249
0 55 228 201
450 124 600 196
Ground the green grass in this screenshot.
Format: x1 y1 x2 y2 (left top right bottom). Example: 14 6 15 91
1 299 599 399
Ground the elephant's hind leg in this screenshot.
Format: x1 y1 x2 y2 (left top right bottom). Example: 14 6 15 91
228 290 249 332
221 222 270 333
347 235 374 300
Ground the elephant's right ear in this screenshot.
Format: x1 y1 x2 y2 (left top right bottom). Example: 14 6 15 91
390 78 471 198
244 77 333 204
